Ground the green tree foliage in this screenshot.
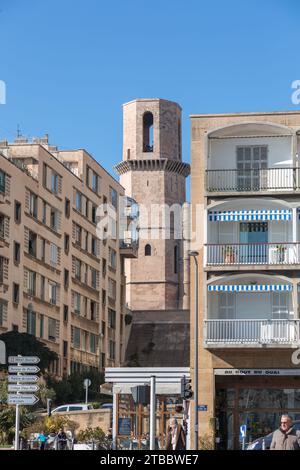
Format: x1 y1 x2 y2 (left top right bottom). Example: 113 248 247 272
0 331 58 372
47 369 105 405
76 426 105 442
0 405 36 444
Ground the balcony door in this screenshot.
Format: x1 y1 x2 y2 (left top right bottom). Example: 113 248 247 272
239 222 268 264
237 146 268 190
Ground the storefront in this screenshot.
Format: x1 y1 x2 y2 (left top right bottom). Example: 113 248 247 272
214 369 300 449
105 367 190 450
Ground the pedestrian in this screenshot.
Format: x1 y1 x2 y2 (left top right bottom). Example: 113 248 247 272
166 418 186 450
57 427 67 450
270 414 300 450
36 431 48 450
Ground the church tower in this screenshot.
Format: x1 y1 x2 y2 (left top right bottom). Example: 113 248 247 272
115 98 190 311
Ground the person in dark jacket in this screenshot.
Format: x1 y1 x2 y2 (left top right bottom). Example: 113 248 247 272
57 427 68 450
270 415 300 450
166 418 186 450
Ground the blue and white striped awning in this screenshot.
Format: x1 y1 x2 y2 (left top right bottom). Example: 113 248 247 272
208 284 292 292
209 209 292 222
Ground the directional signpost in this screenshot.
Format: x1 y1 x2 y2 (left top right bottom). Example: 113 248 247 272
7 355 40 451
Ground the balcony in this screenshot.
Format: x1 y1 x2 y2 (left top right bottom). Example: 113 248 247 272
206 243 300 268
205 168 300 194
204 319 300 347
119 237 139 258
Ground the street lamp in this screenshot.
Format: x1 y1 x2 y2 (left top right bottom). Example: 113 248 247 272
189 250 199 450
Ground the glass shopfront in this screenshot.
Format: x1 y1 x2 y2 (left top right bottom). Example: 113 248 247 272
215 376 300 449
116 393 186 450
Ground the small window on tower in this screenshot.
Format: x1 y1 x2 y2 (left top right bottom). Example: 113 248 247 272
143 112 153 152
145 244 151 256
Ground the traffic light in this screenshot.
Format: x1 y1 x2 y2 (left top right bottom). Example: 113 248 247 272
181 376 193 400
47 398 52 417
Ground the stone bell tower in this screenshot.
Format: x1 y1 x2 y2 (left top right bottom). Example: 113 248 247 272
115 98 190 311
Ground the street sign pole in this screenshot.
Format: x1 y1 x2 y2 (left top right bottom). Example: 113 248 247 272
14 356 22 451
150 376 156 450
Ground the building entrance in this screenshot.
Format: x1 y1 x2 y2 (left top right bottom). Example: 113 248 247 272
215 375 300 449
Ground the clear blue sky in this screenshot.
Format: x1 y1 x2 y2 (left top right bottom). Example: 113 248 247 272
0 0 299 181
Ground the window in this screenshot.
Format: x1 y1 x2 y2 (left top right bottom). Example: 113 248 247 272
63 340 68 358
0 214 4 239
219 293 236 319
237 145 268 190
50 208 58 231
102 289 106 306
40 276 45 301
51 171 58 194
90 334 96 353
92 237 97 256
0 170 5 194
0 301 5 326
49 282 57 305
75 224 82 246
102 258 107 277
84 231 89 251
63 305 69 322
29 192 38 218
42 201 47 224
74 292 81 314
27 308 36 336
109 248 117 269
50 243 58 266
64 269 69 288
143 112 154 152
76 191 82 212
101 321 106 337
145 244 151 256
12 283 19 304
48 318 56 341
174 245 178 274
41 238 46 262
272 292 289 320
28 270 36 296
108 308 116 329
92 172 98 193
40 315 44 338
75 258 81 280
91 268 97 289
110 188 118 209
14 201 21 223
90 301 97 321
108 278 116 300
14 242 20 264
65 198 70 218
92 205 97 224
64 234 70 254
74 327 80 348
28 231 37 257
109 340 115 360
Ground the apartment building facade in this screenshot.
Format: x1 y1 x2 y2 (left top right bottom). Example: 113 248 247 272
0 135 137 377
190 111 300 449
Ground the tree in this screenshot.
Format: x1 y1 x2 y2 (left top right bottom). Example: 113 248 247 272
0 331 58 372
0 405 36 445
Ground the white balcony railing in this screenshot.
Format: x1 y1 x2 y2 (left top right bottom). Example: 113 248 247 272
206 243 300 266
204 319 300 344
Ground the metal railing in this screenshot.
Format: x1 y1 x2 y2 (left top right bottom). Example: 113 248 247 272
206 242 300 266
204 319 300 344
205 168 300 192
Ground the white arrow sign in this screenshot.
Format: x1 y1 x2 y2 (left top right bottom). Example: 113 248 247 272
8 394 39 405
8 365 40 374
8 375 39 383
8 384 40 393
8 356 40 364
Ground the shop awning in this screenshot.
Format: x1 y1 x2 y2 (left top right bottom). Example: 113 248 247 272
208 284 292 292
208 209 292 222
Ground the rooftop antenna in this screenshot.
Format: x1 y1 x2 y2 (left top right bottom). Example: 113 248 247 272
16 124 22 138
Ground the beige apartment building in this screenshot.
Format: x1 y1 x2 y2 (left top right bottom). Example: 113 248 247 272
0 135 137 377
191 111 300 449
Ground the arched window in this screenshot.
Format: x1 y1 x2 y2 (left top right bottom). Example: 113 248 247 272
174 245 178 274
143 112 153 152
145 244 152 256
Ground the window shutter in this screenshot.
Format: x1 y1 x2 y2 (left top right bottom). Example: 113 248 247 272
4 217 9 238
71 291 74 308
58 175 62 194
24 227 29 252
72 257 76 276
57 247 61 266
71 326 74 344
23 268 28 290
72 222 76 240
25 189 30 211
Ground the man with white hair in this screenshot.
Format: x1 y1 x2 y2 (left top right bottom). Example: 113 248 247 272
166 418 186 450
270 415 300 450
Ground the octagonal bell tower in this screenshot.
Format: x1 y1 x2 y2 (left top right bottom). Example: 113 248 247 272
115 98 190 311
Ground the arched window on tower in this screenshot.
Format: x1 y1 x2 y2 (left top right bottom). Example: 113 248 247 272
174 245 179 274
143 112 154 152
145 244 152 256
